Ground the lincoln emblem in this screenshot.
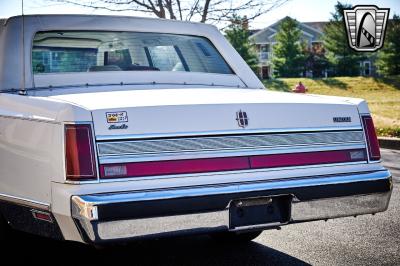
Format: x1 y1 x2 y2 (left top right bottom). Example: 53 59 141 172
236 110 249 128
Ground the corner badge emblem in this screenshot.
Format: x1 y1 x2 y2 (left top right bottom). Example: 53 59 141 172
236 110 249 128
343 5 390 52
106 111 129 130
106 111 128 123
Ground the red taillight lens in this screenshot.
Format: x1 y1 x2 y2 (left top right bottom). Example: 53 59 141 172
362 115 381 161
99 149 366 179
65 124 97 181
100 157 249 179
250 149 366 168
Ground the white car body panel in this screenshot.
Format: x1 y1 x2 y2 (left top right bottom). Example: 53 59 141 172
0 117 59 205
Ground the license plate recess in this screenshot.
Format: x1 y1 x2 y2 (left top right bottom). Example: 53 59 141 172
229 195 292 229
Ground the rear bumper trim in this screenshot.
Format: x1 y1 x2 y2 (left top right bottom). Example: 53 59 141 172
71 170 392 243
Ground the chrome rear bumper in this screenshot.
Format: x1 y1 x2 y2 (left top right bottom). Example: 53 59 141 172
71 170 392 243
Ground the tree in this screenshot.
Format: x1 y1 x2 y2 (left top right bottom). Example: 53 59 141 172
323 1 363 76
376 14 400 76
304 42 329 78
272 17 305 77
225 16 258 73
50 0 289 25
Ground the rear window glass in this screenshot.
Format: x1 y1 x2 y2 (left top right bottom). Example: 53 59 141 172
32 31 233 75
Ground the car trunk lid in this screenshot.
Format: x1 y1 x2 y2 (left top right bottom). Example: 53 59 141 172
50 88 362 139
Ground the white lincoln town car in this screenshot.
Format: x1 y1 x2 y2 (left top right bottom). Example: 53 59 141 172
0 15 392 245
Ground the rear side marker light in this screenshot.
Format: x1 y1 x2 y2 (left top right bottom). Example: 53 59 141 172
65 124 97 181
361 115 381 161
31 210 53 223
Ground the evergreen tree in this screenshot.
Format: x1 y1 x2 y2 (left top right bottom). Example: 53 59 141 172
323 1 363 76
377 14 400 76
304 42 329 78
225 17 259 74
272 17 305 77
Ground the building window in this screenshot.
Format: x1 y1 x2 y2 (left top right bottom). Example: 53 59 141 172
258 44 271 62
362 61 371 76
260 44 270 52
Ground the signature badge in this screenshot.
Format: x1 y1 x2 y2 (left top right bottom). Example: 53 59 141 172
106 111 128 123
108 124 128 130
343 5 390 52
333 117 352 123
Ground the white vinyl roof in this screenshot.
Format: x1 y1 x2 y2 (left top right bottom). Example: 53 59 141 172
0 15 263 92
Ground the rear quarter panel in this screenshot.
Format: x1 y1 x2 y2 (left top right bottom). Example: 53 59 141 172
0 93 90 204
0 115 63 204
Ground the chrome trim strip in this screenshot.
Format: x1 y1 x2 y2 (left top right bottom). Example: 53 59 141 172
97 131 365 157
73 170 390 210
95 126 364 141
0 114 60 125
0 193 50 211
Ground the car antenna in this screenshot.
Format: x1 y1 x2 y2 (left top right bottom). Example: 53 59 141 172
19 0 27 96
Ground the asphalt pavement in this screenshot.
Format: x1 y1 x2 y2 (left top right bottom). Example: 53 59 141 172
2 149 399 265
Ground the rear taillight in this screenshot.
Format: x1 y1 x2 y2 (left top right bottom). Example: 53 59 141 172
99 149 366 179
65 124 97 181
361 115 381 161
100 157 249 179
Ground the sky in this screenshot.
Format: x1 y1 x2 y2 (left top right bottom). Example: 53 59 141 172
0 0 399 29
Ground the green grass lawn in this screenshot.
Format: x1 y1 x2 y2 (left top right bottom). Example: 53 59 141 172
263 76 400 137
